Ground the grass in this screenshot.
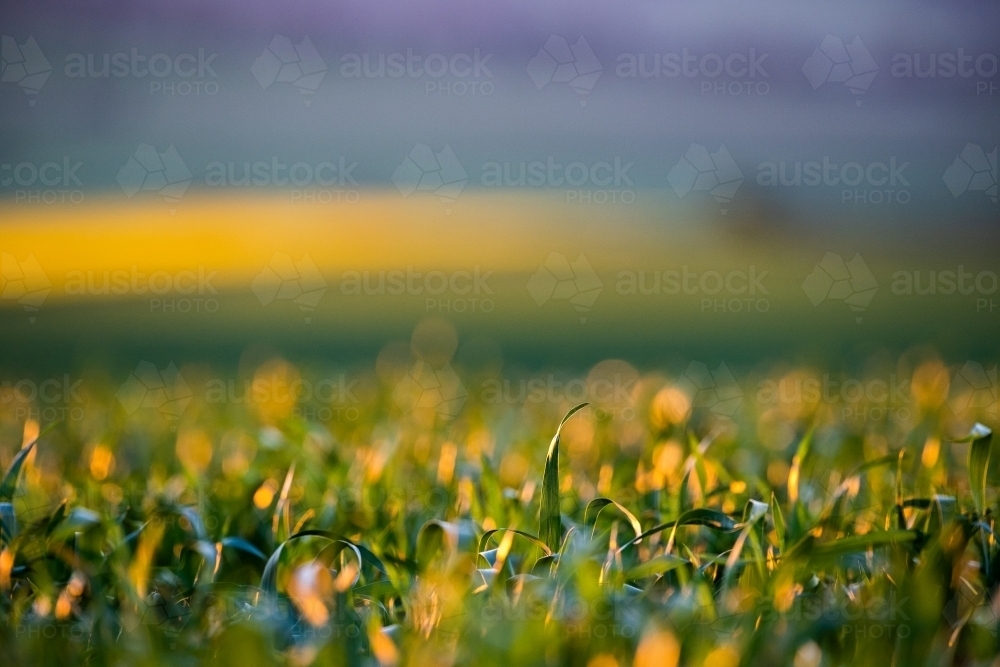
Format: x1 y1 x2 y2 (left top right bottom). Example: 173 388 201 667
0 359 998 667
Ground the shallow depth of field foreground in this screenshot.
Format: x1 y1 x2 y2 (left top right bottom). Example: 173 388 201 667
1 346 999 667
3 1 999 665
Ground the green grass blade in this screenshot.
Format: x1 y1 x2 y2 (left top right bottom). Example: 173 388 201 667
770 492 785 550
540 403 588 552
625 554 688 580
0 442 36 503
960 423 992 515
583 497 643 542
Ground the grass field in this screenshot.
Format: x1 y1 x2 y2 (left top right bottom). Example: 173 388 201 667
1 343 998 667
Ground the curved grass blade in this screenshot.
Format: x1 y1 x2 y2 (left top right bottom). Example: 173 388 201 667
723 499 768 587
540 403 588 552
261 530 385 595
784 529 917 561
478 528 552 557
958 423 992 515
417 520 475 569
770 492 785 550
624 554 688 581
583 497 642 542
221 536 267 561
0 421 58 503
353 579 397 598
617 508 736 555
787 427 814 506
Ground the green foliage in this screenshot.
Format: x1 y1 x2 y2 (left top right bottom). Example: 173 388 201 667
0 382 998 667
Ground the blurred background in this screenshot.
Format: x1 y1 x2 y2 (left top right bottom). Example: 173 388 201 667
0 0 998 425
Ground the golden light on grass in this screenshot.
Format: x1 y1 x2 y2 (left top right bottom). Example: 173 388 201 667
129 520 165 599
55 588 73 620
437 442 457 486
222 432 256 479
364 445 390 484
634 625 680 667
288 562 333 627
176 429 214 475
370 628 400 667
922 436 941 468
253 479 279 509
89 444 115 481
101 483 123 504
793 642 822 667
768 459 791 488
651 386 691 429
654 440 684 478
0 549 13 591
32 595 52 618
597 463 614 495
911 359 950 410
703 645 740 667
251 359 302 424
586 654 619 667
499 451 529 488
333 560 359 593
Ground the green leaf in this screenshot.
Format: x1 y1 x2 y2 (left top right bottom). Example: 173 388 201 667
787 428 814 505
0 422 58 503
624 554 688 580
0 503 15 542
618 508 736 554
809 530 918 558
416 520 473 569
723 499 768 587
221 537 267 561
261 530 384 595
478 528 552 557
0 441 36 503
785 530 918 560
539 403 588 552
583 497 643 542
960 423 992 515
770 492 785 550
353 580 397 598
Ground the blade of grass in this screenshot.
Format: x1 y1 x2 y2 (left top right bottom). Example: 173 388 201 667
959 423 992 516
540 403 588 552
